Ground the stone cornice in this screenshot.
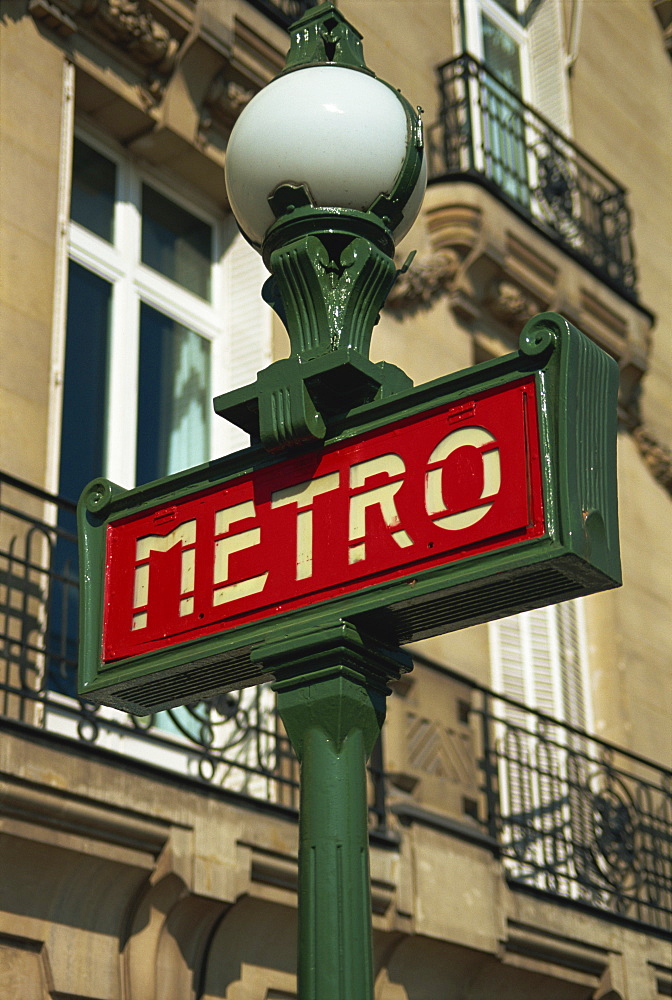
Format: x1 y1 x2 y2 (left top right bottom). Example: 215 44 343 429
389 183 669 496
388 240 670 496
30 0 285 164
30 0 184 75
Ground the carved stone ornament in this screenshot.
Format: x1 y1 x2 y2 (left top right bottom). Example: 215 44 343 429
487 278 540 327
202 74 255 130
632 425 672 495
385 249 460 313
30 0 180 75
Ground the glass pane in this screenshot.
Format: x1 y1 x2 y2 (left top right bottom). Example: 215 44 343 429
141 185 212 300
482 14 523 94
70 138 116 242
136 303 211 484
480 13 529 206
58 262 112 501
51 262 112 695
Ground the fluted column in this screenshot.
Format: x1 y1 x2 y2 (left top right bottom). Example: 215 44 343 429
259 623 411 1000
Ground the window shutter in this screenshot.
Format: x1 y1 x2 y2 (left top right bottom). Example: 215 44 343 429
528 0 571 135
527 607 559 716
556 600 589 730
491 613 527 732
222 232 273 453
490 602 590 886
490 603 588 726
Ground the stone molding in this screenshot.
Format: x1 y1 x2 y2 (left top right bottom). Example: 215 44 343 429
387 182 668 495
2 724 669 997
388 231 670 495
502 920 623 999
389 184 655 451
29 0 283 154
30 0 183 74
0 774 169 861
486 278 539 327
385 668 480 822
386 199 553 330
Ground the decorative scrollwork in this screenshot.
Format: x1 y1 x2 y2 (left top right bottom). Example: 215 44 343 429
494 711 671 930
591 783 638 883
534 143 573 220
267 0 312 19
432 55 638 295
632 425 672 496
531 139 585 251
488 279 539 327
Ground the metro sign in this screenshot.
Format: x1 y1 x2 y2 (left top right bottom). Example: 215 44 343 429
105 379 541 661
78 315 621 714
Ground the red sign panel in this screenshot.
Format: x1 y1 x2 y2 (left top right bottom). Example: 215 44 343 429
103 378 544 663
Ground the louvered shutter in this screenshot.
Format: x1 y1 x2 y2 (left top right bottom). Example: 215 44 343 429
221 231 273 454
490 603 589 727
492 612 526 712
219 236 276 797
556 600 589 729
490 602 590 886
528 0 572 135
490 612 530 869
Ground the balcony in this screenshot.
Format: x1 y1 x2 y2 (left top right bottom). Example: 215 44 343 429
428 54 638 302
476 683 672 934
1 471 670 934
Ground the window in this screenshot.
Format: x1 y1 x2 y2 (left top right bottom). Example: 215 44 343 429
467 0 571 134
463 0 573 212
48 133 271 696
61 134 270 501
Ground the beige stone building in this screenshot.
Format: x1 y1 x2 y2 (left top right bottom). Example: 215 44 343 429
1 0 670 997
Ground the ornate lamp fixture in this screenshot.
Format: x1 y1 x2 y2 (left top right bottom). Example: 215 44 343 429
217 2 426 451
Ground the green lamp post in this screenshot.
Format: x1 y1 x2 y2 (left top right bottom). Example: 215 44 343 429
220 6 426 997
218 1 426 453
74 4 621 997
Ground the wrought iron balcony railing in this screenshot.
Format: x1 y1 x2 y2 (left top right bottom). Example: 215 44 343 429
1 471 670 930
429 54 638 300
474 685 672 934
0 471 389 830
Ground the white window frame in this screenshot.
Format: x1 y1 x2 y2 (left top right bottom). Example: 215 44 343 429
464 0 533 89
464 0 535 191
64 127 270 490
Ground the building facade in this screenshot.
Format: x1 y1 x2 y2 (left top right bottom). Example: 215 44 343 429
1 0 670 997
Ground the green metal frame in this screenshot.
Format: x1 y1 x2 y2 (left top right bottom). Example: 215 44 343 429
78 313 620 715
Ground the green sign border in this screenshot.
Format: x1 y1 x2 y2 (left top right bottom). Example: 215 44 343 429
78 313 620 714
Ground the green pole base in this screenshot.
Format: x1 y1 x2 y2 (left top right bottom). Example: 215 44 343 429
259 623 411 1000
